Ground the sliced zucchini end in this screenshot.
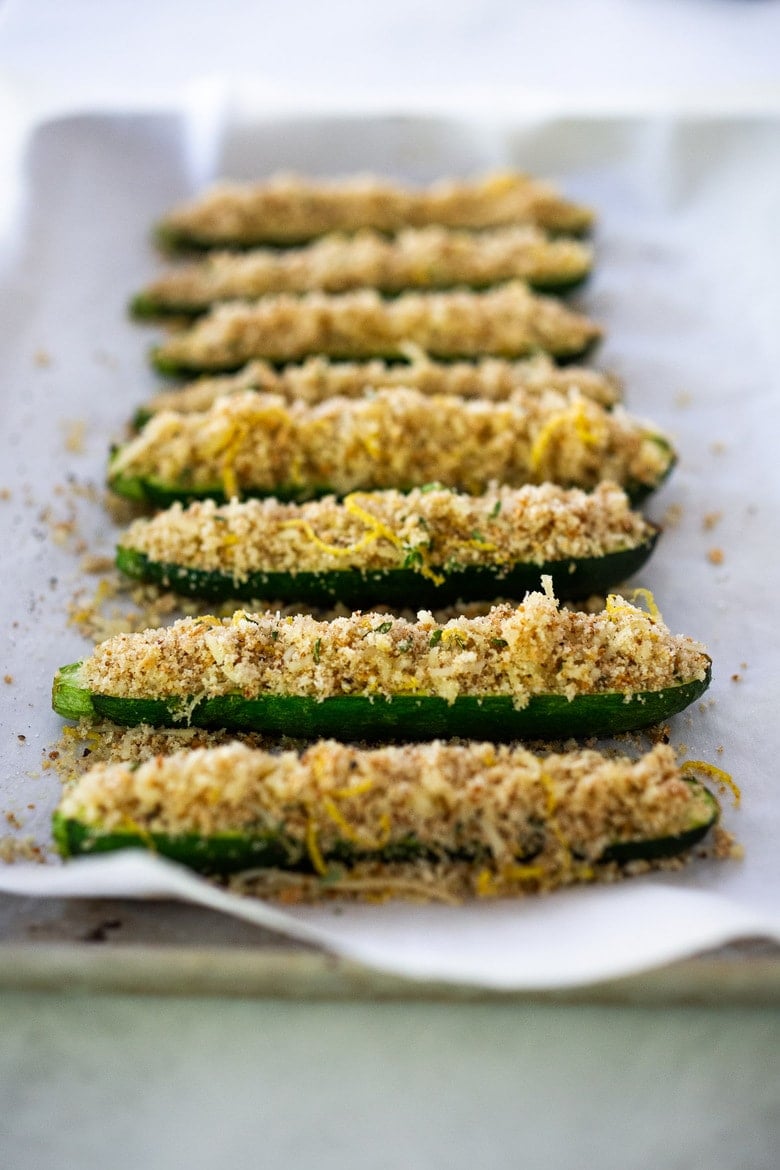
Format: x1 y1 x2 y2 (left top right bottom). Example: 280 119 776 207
52 662 94 721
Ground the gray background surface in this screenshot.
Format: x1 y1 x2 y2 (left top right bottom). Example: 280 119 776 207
1 1 779 1166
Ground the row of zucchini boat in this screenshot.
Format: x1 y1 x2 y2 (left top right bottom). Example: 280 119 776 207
52 170 724 898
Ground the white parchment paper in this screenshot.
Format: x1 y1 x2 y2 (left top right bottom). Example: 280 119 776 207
1 107 778 989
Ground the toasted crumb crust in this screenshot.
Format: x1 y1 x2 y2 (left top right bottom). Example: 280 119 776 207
80 592 709 706
158 171 595 247
119 482 653 578
138 226 593 309
152 283 602 369
142 354 621 418
112 387 671 499
57 739 709 867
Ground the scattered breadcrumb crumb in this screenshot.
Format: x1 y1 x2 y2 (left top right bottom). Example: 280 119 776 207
702 511 722 531
80 554 115 575
3 675 12 684
707 547 724 565
63 420 87 454
731 673 742 683
674 391 692 408
0 836 46 864
709 441 726 455
0 488 11 500
4 812 22 829
662 503 683 528
33 349 51 368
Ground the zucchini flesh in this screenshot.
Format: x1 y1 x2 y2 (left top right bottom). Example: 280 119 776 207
52 783 718 874
52 661 711 741
115 532 660 606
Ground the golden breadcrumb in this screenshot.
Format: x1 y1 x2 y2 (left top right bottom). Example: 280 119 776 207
78 591 709 707
118 482 654 579
158 170 595 247
141 353 621 418
112 387 671 500
152 282 602 369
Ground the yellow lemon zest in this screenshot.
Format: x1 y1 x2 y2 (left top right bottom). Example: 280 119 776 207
279 518 379 559
475 868 498 897
305 815 328 876
455 538 500 554
121 817 157 851
606 587 661 623
332 778 374 800
537 769 573 865
681 760 740 807
345 494 445 585
529 399 604 475
322 798 392 851
501 862 546 883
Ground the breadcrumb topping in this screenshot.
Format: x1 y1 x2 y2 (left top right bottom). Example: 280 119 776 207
79 591 709 706
139 225 592 310
142 353 621 418
57 740 713 873
112 387 671 500
152 282 602 369
159 170 595 247
119 482 654 579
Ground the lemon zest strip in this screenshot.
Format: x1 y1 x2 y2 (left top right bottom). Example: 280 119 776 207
681 760 740 807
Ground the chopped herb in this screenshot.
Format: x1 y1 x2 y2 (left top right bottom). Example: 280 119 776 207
471 529 484 542
376 621 393 635
429 629 443 648
313 638 321 663
270 629 279 641
491 637 509 648
397 639 412 653
489 499 502 518
420 482 444 494
403 547 424 569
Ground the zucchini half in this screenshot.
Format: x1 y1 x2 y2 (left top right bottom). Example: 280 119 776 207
114 532 660 607
52 785 718 874
52 659 711 741
148 283 602 374
131 226 593 320
51 738 718 877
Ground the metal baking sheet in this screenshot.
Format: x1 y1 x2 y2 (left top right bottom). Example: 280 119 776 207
1 108 778 994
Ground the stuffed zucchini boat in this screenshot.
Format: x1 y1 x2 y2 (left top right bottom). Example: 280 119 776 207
135 353 621 427
132 225 593 318
115 482 660 606
109 387 674 508
150 283 601 373
52 589 711 739
155 170 595 251
52 740 719 895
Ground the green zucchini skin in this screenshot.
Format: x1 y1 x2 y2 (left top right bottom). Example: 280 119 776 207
115 532 660 607
52 661 711 741
130 272 590 322
51 782 718 874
